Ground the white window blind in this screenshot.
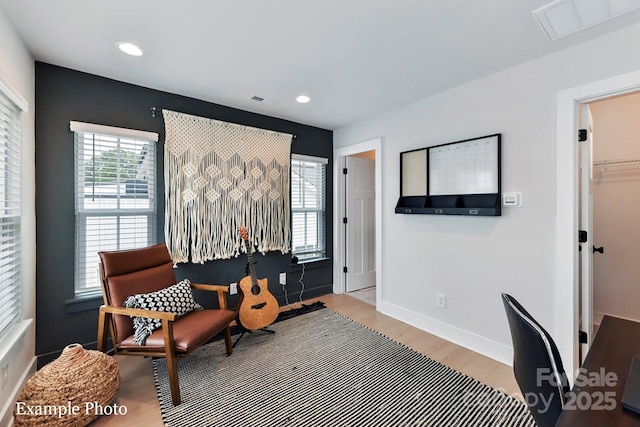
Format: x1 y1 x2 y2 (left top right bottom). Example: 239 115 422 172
73 123 158 295
291 154 327 261
0 87 22 340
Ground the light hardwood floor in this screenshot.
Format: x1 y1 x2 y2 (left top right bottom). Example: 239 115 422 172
92 293 521 426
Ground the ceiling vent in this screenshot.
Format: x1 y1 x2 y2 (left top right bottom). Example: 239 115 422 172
249 94 278 105
533 0 640 40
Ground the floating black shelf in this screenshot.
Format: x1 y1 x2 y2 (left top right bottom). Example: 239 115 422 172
394 194 501 216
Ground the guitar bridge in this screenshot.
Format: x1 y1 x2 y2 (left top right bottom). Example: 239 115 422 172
251 302 267 310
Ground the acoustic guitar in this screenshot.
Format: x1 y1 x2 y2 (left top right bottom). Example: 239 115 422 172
236 226 279 330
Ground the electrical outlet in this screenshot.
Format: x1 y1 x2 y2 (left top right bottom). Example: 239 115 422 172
1 362 8 390
436 293 446 309
279 272 287 285
229 282 237 295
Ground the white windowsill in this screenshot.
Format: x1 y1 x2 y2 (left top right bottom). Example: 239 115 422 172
289 257 330 271
0 319 33 363
65 292 104 314
299 257 330 264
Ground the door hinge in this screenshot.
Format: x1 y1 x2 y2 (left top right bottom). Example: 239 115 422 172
578 129 587 142
578 230 588 243
343 168 348 174
343 266 348 273
579 330 588 344
343 217 348 224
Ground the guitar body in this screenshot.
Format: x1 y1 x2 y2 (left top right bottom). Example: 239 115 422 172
236 226 280 331
237 276 279 331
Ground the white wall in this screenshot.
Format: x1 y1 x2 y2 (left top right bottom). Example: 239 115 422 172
334 22 640 366
0 8 36 426
590 93 640 322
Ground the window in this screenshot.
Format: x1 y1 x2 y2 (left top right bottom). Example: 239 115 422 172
291 154 327 261
0 84 24 340
72 122 158 295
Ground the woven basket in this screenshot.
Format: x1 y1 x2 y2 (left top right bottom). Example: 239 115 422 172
14 343 120 427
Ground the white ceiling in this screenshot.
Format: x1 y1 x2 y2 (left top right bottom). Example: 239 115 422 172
2 0 640 130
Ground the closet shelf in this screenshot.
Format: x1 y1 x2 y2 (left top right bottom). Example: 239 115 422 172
593 156 640 169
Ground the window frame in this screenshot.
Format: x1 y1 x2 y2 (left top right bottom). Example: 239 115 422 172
72 122 158 296
0 78 27 342
291 154 328 262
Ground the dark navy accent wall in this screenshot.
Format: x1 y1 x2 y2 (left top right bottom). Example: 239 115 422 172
35 62 333 364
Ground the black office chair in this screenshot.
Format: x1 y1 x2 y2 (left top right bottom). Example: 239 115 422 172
501 293 570 427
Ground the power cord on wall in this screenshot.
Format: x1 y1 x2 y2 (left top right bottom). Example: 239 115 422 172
298 262 305 303
282 256 305 307
282 277 292 307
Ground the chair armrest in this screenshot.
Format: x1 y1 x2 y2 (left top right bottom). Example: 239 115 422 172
191 283 229 293
190 283 230 310
99 305 178 321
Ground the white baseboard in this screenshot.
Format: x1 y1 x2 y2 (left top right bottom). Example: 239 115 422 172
594 310 639 324
593 311 605 326
377 300 513 366
0 356 36 427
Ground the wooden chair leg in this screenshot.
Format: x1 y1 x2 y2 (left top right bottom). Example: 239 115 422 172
224 325 233 356
162 320 181 405
97 307 110 352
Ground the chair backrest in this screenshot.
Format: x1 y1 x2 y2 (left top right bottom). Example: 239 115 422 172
99 243 176 344
501 293 570 427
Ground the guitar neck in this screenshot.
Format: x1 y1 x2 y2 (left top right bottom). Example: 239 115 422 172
245 239 258 284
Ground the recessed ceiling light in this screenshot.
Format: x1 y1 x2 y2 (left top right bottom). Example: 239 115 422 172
116 42 143 57
296 95 311 104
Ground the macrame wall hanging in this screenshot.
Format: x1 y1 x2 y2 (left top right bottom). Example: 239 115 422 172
162 109 293 263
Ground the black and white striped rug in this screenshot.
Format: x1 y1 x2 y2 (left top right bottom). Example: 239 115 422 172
153 309 535 426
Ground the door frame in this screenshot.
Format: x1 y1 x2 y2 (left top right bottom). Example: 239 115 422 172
333 138 382 303
556 69 640 381
344 155 376 293
579 103 594 363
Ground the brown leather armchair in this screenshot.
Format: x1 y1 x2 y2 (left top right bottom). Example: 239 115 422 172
96 243 236 405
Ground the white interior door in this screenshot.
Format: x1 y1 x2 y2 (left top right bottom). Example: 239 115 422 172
579 103 594 361
345 156 376 292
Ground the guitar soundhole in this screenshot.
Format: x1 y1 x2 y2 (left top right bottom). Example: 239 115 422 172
251 284 261 295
